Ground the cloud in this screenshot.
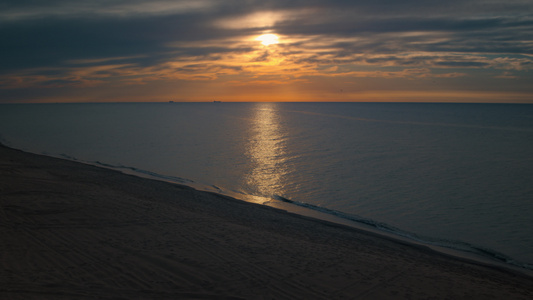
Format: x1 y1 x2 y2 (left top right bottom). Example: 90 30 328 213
0 0 218 21
1 0 532 102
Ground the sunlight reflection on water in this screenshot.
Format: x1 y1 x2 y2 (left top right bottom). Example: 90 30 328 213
2 103 532 267
245 103 288 200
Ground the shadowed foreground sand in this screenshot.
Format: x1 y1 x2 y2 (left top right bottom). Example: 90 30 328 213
1 144 532 299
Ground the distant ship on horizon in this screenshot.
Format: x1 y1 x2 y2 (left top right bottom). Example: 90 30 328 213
169 100 221 103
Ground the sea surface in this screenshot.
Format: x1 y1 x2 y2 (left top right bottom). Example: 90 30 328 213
1 102 532 270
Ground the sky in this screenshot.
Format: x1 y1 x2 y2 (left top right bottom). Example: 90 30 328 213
1 0 532 103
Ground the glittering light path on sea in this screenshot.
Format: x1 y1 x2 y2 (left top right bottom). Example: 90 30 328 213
245 103 289 202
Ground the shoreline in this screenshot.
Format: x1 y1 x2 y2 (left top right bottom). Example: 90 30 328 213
14 143 533 276
2 143 533 299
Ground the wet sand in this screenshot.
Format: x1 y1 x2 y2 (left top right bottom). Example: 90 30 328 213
1 144 532 299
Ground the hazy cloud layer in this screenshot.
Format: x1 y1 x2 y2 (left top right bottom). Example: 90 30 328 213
1 0 532 102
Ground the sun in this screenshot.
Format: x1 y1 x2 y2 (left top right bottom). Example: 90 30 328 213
256 34 279 46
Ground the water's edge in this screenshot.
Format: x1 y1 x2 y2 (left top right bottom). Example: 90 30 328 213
6 141 530 278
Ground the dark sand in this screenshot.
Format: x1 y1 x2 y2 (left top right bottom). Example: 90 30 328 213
1 144 532 299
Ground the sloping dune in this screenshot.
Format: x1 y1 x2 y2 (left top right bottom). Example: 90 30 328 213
1 144 532 299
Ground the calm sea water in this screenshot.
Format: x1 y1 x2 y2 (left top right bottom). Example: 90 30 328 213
1 102 532 269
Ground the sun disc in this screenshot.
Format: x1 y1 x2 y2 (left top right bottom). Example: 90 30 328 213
256 34 279 46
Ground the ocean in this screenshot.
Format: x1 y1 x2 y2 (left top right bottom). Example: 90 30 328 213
1 102 532 270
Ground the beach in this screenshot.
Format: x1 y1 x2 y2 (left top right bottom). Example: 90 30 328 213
1 143 532 299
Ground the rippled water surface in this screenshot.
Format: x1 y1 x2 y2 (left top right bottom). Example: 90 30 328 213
1 102 532 268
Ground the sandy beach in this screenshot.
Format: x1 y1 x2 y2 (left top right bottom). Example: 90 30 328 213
1 143 532 299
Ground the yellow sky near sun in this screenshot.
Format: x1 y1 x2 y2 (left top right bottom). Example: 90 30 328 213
2 2 533 104
256 34 279 46
164 33 313 81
